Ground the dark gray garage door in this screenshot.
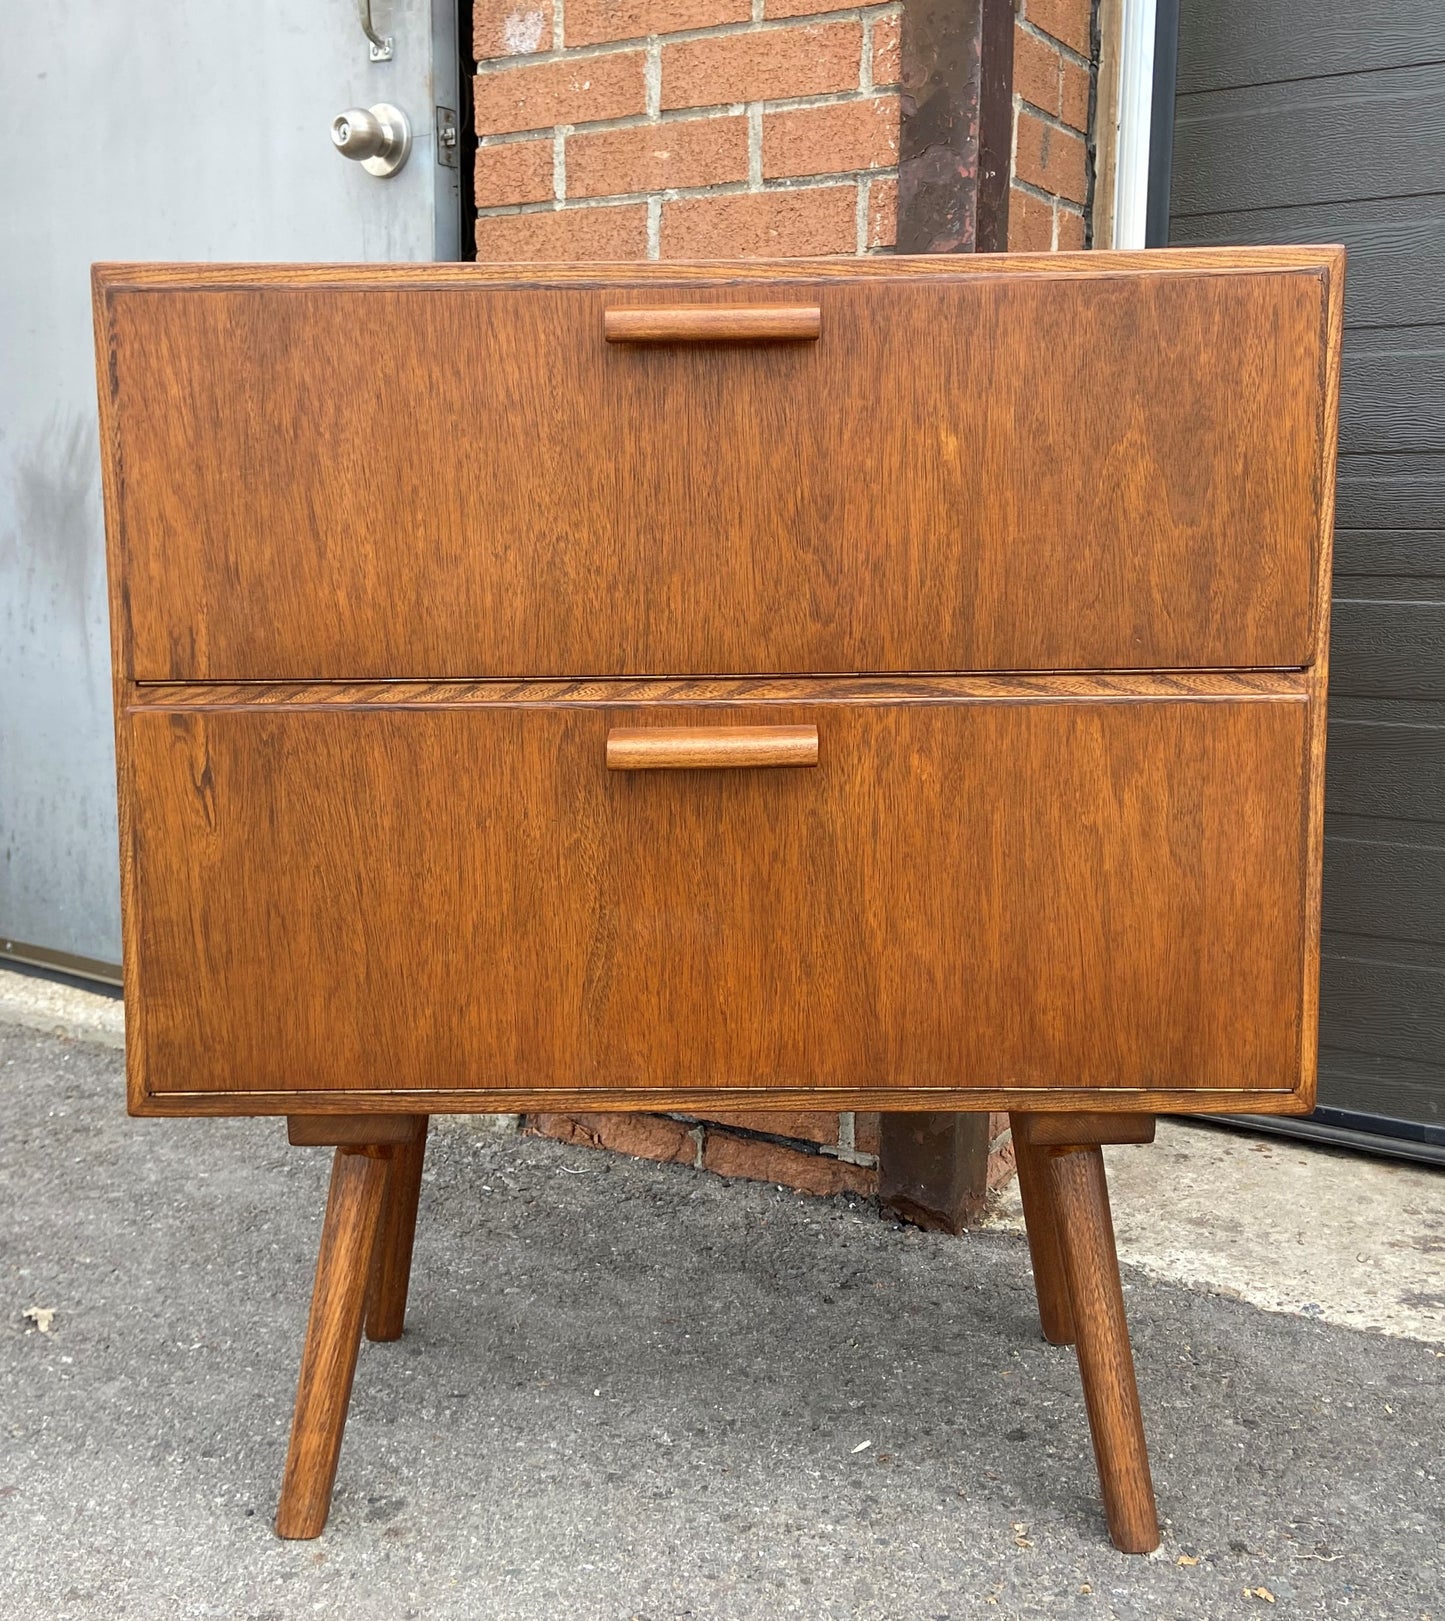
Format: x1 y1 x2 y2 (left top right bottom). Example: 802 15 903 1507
1167 0 1445 1160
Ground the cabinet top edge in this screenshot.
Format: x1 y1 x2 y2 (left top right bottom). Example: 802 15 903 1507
91 245 1345 296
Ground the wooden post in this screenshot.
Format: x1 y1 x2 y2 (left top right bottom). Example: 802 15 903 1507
898 0 1015 253
880 0 1015 1227
878 1111 991 1233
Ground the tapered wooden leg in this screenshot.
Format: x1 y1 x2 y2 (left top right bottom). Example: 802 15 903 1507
276 1147 392 1540
366 1118 429 1342
1009 1113 1075 1345
1047 1145 1160 1554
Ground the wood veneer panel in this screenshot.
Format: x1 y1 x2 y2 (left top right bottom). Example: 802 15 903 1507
125 695 1310 1102
100 258 1330 681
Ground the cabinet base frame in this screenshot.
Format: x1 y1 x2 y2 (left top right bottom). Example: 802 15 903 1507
139 1086 1308 1117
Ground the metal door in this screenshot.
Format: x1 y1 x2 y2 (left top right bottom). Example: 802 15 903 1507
1165 0 1445 1162
1 0 461 979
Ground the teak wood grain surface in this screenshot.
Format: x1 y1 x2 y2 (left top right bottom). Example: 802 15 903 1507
99 254 1331 683
125 693 1309 1104
92 248 1344 1122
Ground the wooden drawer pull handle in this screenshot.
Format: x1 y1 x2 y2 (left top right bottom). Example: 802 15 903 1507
603 306 821 344
606 725 819 770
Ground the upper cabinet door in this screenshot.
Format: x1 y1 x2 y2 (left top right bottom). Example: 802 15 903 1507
98 254 1336 681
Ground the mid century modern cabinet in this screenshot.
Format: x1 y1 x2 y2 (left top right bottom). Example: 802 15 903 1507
92 247 1343 1552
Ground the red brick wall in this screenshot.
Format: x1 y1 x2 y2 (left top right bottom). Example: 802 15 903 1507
472 0 902 261
470 0 1097 1203
1008 0 1094 251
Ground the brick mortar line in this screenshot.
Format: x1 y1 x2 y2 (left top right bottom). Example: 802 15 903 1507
476 167 899 217
1009 175 1058 211
758 0 899 24
1011 174 1083 213
474 5 899 73
1014 93 1087 139
644 39 663 118
1009 66 1020 188
826 1146 879 1167
646 195 662 257
476 87 901 146
1016 14 1092 72
1015 97 1089 142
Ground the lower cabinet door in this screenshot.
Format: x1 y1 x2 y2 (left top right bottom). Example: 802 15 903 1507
125 694 1312 1103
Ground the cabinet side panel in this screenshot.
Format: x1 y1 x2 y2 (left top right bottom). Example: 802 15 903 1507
1295 253 1346 1106
92 279 148 1109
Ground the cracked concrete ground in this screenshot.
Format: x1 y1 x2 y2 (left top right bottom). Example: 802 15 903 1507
3 1020 1444 1619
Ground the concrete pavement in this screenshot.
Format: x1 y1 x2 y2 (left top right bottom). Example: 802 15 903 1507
3 1015 1443 1618
988 1120 1445 1347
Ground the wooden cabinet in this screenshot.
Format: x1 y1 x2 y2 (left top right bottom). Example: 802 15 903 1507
98 251 1340 1122
93 248 1344 1553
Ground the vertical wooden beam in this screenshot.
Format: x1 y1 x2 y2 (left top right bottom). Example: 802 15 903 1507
1092 0 1125 248
897 0 1014 253
881 0 1014 1228
878 1112 990 1234
975 0 1016 252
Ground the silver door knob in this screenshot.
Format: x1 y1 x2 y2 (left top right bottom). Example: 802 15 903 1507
331 104 411 177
